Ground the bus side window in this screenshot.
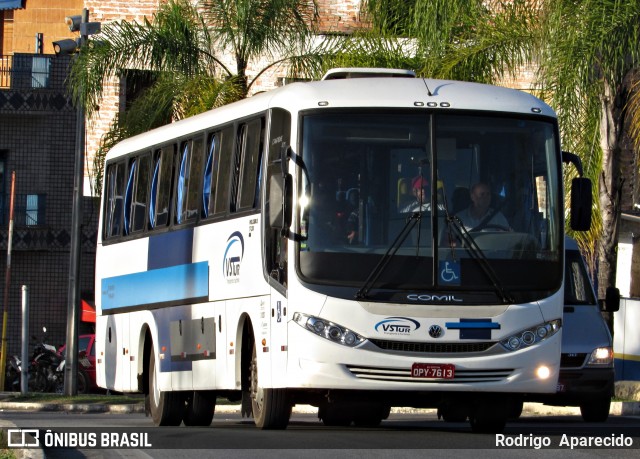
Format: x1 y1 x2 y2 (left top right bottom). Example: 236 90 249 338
238 118 264 211
230 117 264 212
177 138 205 224
104 161 125 239
203 134 218 218
149 145 175 229
213 127 234 216
130 153 150 233
123 158 137 235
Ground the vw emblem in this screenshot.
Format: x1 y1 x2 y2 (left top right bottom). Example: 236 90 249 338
428 325 444 338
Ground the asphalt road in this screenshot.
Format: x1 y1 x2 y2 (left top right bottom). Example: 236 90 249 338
1 409 639 459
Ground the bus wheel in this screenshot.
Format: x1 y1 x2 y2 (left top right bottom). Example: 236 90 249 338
468 396 508 433
249 341 291 429
319 403 352 427
580 397 610 422
183 391 216 426
351 403 390 427
438 406 468 423
148 351 184 426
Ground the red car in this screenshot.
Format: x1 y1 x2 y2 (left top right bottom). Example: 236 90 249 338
60 333 97 393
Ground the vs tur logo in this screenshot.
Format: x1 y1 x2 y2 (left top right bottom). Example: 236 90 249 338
374 316 421 336
223 231 244 284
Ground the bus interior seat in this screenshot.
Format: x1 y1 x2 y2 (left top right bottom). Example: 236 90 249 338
452 187 470 214
397 178 412 209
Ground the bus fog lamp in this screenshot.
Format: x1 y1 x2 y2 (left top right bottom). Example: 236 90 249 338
536 365 551 379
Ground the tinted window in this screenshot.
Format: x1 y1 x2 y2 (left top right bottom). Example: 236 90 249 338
150 146 175 228
104 162 125 239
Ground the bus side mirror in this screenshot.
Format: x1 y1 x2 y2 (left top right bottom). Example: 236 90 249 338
599 286 620 312
570 177 592 231
269 173 293 232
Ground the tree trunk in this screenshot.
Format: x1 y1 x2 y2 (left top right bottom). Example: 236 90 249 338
597 82 624 333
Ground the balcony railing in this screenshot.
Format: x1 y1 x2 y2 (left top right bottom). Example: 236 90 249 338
0 54 53 89
0 193 47 226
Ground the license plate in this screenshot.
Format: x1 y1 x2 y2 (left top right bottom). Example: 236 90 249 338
411 363 455 379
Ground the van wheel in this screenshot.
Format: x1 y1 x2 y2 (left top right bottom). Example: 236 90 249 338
250 340 291 429
580 397 610 422
148 351 184 426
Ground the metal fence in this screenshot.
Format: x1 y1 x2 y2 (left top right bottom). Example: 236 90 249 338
0 193 47 226
0 54 53 89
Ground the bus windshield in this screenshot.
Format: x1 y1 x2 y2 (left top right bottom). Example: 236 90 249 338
297 110 562 304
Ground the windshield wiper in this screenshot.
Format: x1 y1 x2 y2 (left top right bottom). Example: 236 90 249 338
445 215 515 304
355 212 422 300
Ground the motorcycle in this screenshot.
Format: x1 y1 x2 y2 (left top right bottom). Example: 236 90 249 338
29 328 65 393
4 327 90 393
4 354 22 391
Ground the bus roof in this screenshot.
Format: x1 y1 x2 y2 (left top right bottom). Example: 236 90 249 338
105 74 556 162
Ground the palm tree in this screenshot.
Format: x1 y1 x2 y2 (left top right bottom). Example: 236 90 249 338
200 0 320 96
535 0 640 313
69 0 323 194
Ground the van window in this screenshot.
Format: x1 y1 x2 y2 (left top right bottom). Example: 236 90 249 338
565 250 596 305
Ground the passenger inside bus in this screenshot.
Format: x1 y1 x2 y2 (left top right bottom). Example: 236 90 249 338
399 176 430 213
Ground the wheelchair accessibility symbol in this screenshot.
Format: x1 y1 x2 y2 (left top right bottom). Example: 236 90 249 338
439 261 461 285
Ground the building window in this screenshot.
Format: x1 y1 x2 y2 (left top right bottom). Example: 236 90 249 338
25 194 39 225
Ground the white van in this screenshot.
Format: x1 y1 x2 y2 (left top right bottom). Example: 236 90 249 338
518 237 619 422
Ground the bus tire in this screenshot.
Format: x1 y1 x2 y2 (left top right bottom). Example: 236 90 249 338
319 404 352 427
352 404 390 427
183 391 216 426
580 397 610 422
148 351 184 426
469 396 508 433
250 341 291 429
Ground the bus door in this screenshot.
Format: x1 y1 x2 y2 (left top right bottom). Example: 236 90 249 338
264 107 291 387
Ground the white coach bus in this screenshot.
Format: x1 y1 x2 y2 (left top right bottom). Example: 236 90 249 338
95 68 592 433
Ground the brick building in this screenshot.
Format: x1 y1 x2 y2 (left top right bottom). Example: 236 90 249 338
1 0 97 359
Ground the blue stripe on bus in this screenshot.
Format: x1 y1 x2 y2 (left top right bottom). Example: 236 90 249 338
147 229 194 270
445 319 501 329
101 261 208 310
445 318 500 340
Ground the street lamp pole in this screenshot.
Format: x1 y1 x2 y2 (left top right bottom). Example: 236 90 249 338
64 7 88 396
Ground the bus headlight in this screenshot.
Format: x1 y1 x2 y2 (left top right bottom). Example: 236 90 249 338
500 319 561 352
586 346 613 366
293 313 366 348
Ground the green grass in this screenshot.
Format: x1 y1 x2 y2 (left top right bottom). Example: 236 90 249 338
0 430 16 459
4 393 143 405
